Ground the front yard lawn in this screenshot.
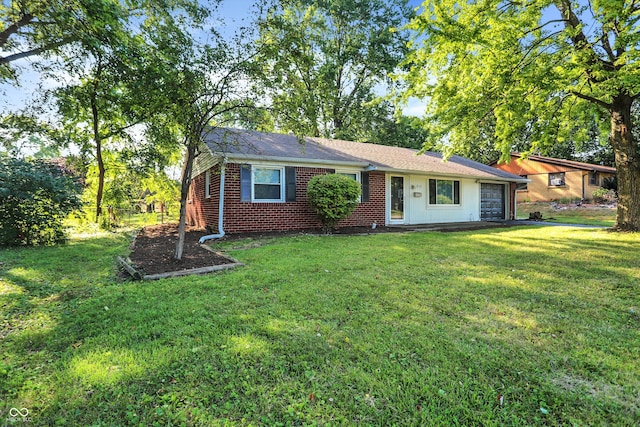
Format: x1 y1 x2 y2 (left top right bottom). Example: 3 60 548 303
517 202 617 227
1 226 639 425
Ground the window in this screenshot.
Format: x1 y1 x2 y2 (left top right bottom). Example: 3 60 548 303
253 167 284 201
548 172 565 186
428 179 460 205
338 172 359 182
337 170 362 202
240 165 296 202
589 172 599 186
516 175 528 191
205 170 211 198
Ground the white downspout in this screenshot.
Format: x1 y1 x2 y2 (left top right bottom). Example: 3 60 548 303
199 159 226 244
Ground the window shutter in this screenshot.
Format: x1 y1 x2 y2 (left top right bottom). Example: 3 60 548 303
429 179 436 204
240 164 251 202
285 166 296 202
361 172 370 202
454 181 460 204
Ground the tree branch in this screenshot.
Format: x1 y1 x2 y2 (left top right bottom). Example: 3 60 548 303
0 13 34 48
554 0 614 74
570 90 611 109
0 36 76 65
600 31 616 62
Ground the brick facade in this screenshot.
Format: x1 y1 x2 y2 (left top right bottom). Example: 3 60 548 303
186 163 386 233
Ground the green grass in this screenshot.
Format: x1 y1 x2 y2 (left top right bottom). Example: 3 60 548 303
1 226 639 425
517 202 617 227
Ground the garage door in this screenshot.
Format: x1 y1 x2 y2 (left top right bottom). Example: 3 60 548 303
481 183 505 221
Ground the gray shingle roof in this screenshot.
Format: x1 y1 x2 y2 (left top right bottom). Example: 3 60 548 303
203 128 526 182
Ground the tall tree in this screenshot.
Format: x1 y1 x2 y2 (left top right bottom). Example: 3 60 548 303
256 0 413 140
55 54 137 222
138 23 259 259
401 1 640 231
51 1 208 222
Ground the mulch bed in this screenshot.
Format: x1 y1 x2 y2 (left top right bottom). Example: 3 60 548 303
128 223 236 276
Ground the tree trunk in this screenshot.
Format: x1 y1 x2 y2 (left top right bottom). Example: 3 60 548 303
609 95 640 231
174 140 196 260
91 92 105 224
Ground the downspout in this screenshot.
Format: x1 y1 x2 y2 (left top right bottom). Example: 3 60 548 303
199 159 226 244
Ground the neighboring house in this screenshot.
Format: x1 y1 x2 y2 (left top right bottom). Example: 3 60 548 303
186 128 527 234
490 153 616 203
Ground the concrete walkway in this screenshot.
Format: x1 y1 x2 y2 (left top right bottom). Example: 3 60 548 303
387 220 607 233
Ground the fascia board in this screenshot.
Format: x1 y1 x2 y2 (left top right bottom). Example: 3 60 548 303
373 166 529 183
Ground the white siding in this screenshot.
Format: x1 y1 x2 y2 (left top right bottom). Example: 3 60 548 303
387 174 481 225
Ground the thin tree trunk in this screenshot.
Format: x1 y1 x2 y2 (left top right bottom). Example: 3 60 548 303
609 95 640 231
174 140 197 260
91 92 105 224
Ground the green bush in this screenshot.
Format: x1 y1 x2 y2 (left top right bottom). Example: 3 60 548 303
0 156 82 246
592 187 617 204
307 174 361 232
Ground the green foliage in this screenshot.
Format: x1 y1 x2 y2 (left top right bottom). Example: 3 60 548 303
592 188 617 204
256 0 413 140
602 175 618 192
401 0 640 229
0 156 82 246
307 174 360 231
402 0 637 155
0 0 210 84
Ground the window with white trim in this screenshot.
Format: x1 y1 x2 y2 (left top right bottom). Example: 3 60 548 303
337 171 360 182
252 166 284 201
205 170 211 198
428 179 460 205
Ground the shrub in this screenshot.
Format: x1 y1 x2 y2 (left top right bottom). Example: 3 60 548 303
307 174 361 232
0 156 82 246
592 188 617 204
602 176 618 196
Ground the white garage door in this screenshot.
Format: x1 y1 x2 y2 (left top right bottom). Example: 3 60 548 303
481 183 505 221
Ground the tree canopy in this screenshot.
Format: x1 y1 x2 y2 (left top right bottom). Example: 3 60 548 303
256 0 414 141
0 0 207 83
401 0 640 230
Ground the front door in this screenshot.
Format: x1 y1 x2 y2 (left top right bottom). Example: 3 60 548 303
390 176 405 223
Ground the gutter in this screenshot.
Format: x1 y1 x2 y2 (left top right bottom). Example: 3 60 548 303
198 159 227 244
223 153 368 169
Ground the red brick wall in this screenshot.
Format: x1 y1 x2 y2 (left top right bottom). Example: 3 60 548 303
186 163 386 233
